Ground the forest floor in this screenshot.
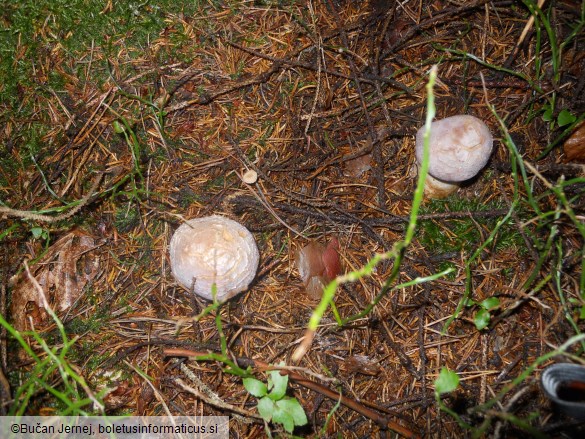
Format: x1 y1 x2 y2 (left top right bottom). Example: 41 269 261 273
1 1 585 437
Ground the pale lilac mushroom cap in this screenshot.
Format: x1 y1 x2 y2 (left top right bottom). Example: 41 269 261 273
169 215 259 301
415 115 493 198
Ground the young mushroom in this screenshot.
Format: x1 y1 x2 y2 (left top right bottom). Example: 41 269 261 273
169 215 259 301
415 115 493 198
295 237 341 299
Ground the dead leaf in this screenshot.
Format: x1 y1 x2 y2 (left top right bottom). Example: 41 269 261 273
137 381 155 415
344 153 372 178
342 355 382 376
9 229 100 331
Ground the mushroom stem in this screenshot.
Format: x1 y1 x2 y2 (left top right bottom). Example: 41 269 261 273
418 165 459 198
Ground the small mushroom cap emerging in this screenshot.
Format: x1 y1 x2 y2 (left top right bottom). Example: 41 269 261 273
295 238 341 299
322 237 341 281
170 215 259 301
415 115 493 183
295 242 326 285
241 169 258 184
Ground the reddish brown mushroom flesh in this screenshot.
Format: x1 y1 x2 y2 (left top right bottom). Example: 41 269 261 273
295 237 341 299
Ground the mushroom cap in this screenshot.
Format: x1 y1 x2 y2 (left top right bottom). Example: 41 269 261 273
295 242 326 285
169 215 259 301
295 238 341 285
322 237 341 281
415 115 493 182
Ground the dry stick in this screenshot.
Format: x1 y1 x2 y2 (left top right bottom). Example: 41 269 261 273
373 3 397 75
163 348 420 439
123 359 176 422
298 92 423 122
103 339 214 369
325 0 386 211
226 41 412 94
242 180 304 239
492 385 533 439
330 203 389 250
231 193 509 249
382 0 491 56
304 0 324 136
502 0 547 70
49 90 114 181
381 321 420 379
0 172 103 223
176 362 261 422
174 379 260 423
166 63 282 113
372 3 397 125
230 195 509 226
416 288 431 432
225 130 305 239
480 333 488 406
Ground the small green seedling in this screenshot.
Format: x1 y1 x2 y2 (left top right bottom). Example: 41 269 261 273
31 226 49 240
557 109 577 127
243 364 308 434
568 297 585 321
434 367 470 429
112 120 127 134
465 296 500 330
542 105 576 128
434 367 460 396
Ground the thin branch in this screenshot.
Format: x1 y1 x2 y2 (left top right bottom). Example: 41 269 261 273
0 172 103 223
164 348 421 438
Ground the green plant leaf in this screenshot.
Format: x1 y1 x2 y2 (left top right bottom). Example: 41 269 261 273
272 403 295 433
474 308 491 330
480 297 500 311
257 396 275 422
268 369 288 401
243 378 267 397
435 367 460 395
557 109 576 127
542 106 553 122
276 397 308 428
31 227 43 239
112 120 126 134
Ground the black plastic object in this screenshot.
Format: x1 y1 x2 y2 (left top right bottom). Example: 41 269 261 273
541 363 585 420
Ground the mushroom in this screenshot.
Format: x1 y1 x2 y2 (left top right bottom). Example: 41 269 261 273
241 169 258 184
169 215 259 301
415 115 493 198
295 237 341 299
